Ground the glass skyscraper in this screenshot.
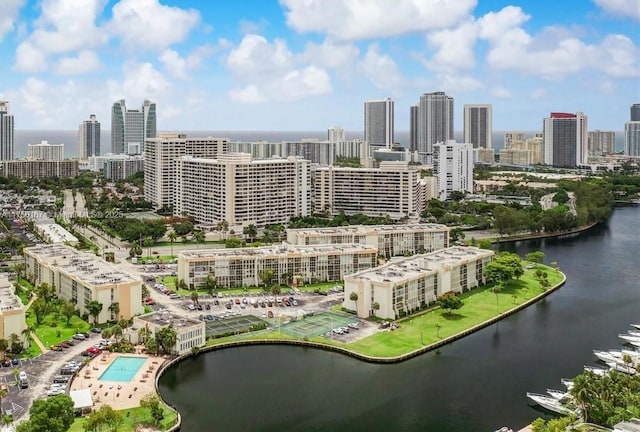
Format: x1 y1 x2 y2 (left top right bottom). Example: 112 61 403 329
78 114 100 159
0 101 14 161
111 99 157 154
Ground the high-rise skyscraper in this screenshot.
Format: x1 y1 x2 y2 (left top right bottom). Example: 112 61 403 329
433 140 473 200
78 114 101 160
0 101 14 161
625 104 640 156
463 104 492 149
417 92 454 164
364 98 394 149
409 105 418 152
587 130 615 156
543 112 588 167
111 99 156 154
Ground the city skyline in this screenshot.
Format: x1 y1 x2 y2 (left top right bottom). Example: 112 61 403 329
0 0 638 132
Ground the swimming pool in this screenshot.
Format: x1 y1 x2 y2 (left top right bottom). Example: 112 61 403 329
98 356 147 382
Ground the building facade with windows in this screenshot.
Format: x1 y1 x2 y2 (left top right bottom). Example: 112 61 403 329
174 153 310 228
78 114 100 160
416 92 454 164
343 246 495 319
543 112 588 167
463 104 492 149
364 98 394 149
23 244 143 324
27 141 64 160
587 130 616 157
0 274 27 345
111 99 156 154
103 155 145 181
177 243 378 289
133 312 205 356
0 160 78 179
433 140 474 200
314 162 424 219
286 224 449 258
625 104 640 157
0 101 14 161
144 134 228 210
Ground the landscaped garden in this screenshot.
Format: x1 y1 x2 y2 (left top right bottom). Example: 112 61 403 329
67 403 178 432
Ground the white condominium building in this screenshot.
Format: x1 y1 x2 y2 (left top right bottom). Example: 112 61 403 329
174 153 310 228
177 243 378 289
343 246 494 319
228 140 335 166
133 311 205 355
0 274 27 344
314 162 424 219
433 140 474 200
286 224 450 258
23 244 143 324
0 160 78 179
144 133 228 209
27 141 64 160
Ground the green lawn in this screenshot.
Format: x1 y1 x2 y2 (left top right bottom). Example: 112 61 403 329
28 312 91 349
207 266 563 359
68 404 178 432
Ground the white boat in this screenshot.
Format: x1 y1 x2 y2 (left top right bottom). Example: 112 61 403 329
628 330 640 337
547 388 571 401
584 365 608 376
526 392 575 415
594 349 620 363
619 333 640 343
607 361 637 375
631 324 640 331
561 378 574 389
627 340 640 348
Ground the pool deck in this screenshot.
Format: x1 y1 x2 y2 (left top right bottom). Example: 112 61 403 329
70 351 168 411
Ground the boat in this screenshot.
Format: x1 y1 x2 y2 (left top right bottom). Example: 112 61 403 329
547 388 571 401
561 378 574 389
494 428 513 432
584 365 608 376
630 324 640 330
607 361 637 375
628 329 640 337
526 392 575 415
594 349 620 363
618 333 640 343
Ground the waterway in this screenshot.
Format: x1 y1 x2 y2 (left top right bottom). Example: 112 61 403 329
158 206 640 432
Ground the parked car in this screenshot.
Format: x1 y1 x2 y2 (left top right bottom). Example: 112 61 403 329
72 334 85 340
90 327 101 333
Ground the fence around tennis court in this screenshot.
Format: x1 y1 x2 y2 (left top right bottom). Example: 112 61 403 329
205 315 267 338
279 312 358 339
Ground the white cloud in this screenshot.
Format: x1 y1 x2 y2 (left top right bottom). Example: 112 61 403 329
426 20 478 72
530 88 548 100
107 62 171 103
226 34 332 103
491 87 512 99
434 73 482 92
281 0 476 40
55 51 101 75
593 0 640 20
159 44 216 79
478 7 640 79
301 39 359 70
359 44 406 91
109 0 200 51
14 0 108 72
0 0 25 42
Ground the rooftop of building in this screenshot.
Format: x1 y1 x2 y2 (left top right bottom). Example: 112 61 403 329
135 311 203 330
35 223 78 243
180 243 378 259
287 223 449 236
24 244 138 287
0 273 24 311
347 246 494 284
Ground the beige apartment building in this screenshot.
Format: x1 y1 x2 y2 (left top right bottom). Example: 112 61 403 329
174 153 310 228
23 244 143 324
133 311 205 355
286 224 449 258
499 136 544 165
0 160 78 179
177 243 378 289
0 274 27 344
314 162 424 219
343 246 494 319
144 133 228 209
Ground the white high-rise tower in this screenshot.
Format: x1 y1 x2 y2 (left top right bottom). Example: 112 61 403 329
364 98 394 149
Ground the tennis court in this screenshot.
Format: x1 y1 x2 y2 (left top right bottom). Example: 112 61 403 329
205 315 267 338
280 312 359 339
123 211 164 220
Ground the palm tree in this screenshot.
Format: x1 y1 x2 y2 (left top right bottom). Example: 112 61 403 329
0 339 9 361
243 224 257 243
168 231 177 257
108 302 120 322
190 292 199 306
86 301 103 325
349 292 359 316
192 230 205 244
111 324 123 342
0 388 7 413
435 322 442 338
491 286 501 313
143 238 154 258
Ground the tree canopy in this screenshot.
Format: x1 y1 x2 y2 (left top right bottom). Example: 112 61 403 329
17 394 74 432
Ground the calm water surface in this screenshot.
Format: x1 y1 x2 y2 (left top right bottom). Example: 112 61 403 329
159 206 640 432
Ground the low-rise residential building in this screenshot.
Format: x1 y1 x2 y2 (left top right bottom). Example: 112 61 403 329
133 311 205 356
177 243 378 289
34 223 78 245
0 274 27 344
23 244 143 323
286 224 449 258
343 246 494 319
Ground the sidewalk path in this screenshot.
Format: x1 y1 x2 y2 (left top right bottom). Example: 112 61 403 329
23 295 48 354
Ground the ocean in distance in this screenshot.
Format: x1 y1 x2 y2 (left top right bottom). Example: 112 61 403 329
14 130 627 160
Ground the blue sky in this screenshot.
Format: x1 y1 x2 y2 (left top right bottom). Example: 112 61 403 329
0 0 638 132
